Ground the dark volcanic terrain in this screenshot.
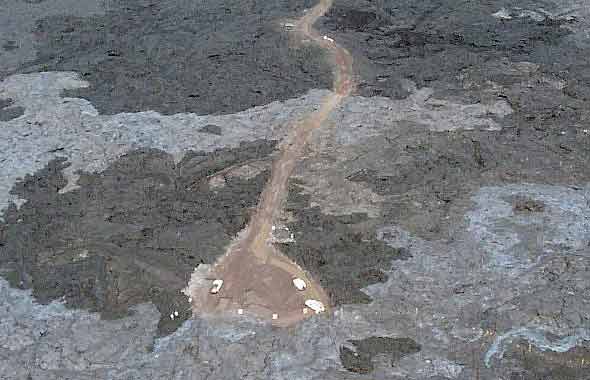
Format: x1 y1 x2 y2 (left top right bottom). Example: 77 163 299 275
1 0 589 379
4 0 332 115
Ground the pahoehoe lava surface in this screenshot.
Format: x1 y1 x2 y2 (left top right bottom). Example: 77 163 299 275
0 140 276 336
19 0 332 115
339 336 421 374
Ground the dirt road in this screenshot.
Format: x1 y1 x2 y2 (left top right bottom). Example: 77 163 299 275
186 0 354 326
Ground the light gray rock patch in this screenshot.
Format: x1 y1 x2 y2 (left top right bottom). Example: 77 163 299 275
467 184 590 276
484 326 590 367
370 183 590 377
327 82 512 147
0 278 159 378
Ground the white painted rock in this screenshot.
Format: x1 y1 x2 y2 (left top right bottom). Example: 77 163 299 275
304 299 325 314
210 279 223 294
292 278 307 291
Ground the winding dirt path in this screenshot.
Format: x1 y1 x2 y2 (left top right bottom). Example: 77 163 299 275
185 0 354 326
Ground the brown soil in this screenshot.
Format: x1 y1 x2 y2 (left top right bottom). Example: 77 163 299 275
185 0 354 326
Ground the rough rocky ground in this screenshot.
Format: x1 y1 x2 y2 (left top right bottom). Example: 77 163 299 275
1 0 590 379
1 0 331 115
1 141 276 336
